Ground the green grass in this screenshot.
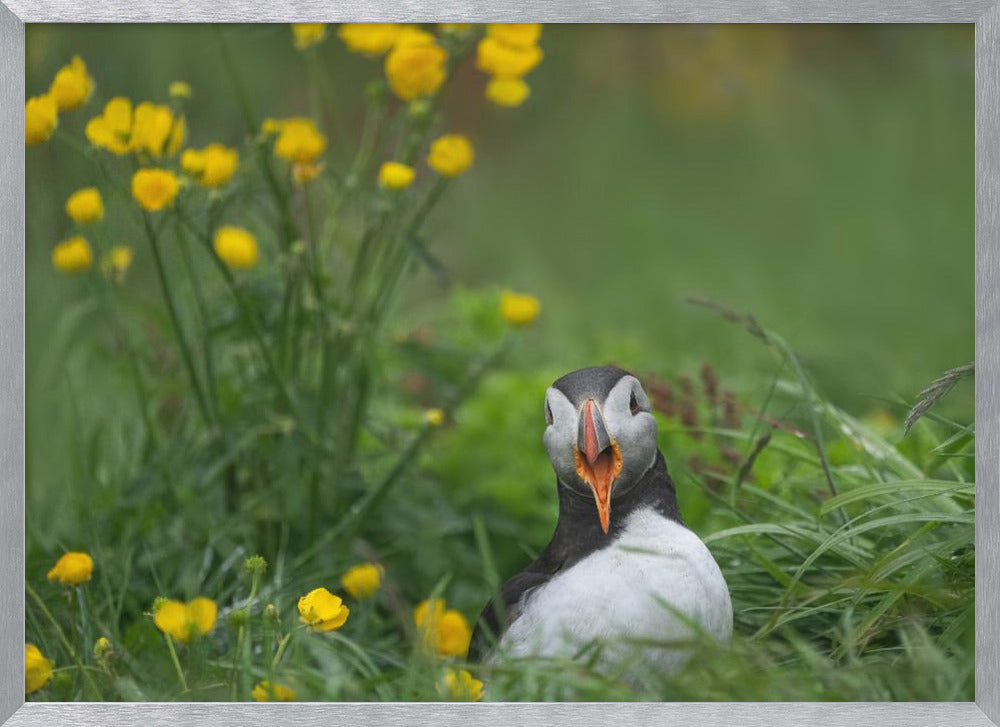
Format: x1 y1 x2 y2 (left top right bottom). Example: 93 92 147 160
23 24 973 702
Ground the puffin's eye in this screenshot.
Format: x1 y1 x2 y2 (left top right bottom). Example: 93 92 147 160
629 391 640 415
545 401 554 425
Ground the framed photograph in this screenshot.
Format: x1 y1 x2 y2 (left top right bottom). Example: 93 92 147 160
3 4 998 727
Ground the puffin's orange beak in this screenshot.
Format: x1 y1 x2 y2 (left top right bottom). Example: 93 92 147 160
575 399 623 534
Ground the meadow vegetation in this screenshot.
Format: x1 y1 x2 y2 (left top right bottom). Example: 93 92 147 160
24 23 973 702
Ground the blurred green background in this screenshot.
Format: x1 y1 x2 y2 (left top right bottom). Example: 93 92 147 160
26 23 974 532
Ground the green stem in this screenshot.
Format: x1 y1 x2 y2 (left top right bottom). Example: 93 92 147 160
25 582 102 700
141 211 214 427
271 633 292 671
174 214 220 420
164 634 189 693
173 209 299 418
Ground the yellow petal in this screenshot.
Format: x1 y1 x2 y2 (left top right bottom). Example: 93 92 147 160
154 601 190 641
187 597 217 636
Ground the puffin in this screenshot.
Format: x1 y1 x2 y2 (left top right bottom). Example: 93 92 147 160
472 366 732 673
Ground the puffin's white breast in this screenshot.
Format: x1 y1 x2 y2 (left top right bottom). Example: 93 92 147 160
499 507 733 672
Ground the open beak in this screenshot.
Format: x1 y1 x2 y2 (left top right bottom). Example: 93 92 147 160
574 399 623 534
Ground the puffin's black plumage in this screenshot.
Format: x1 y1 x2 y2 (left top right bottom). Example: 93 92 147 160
470 366 684 660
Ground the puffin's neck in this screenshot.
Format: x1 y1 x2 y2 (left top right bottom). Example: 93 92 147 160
538 450 683 571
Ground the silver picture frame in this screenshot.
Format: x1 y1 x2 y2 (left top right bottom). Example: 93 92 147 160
2 2 997 725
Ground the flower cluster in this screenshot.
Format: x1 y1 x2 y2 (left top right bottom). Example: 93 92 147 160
414 598 472 658
86 97 185 158
477 24 543 107
153 597 219 643
25 56 93 145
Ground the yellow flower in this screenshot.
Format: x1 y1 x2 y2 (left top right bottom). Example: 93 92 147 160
169 81 192 99
65 187 104 224
442 669 484 701
25 643 53 694
252 680 297 702
130 102 175 157
486 23 542 49
167 114 186 157
427 134 474 177
213 226 259 270
378 161 415 190
292 23 327 49
51 237 93 275
298 587 350 631
85 97 132 155
273 118 327 164
49 55 93 111
46 551 94 585
424 408 445 426
292 161 324 185
154 597 217 643
384 34 448 101
181 144 239 188
500 291 541 326
414 599 472 658
485 76 530 107
131 168 179 212
338 23 403 55
25 95 58 146
341 563 382 599
102 245 134 281
261 118 282 135
476 37 543 77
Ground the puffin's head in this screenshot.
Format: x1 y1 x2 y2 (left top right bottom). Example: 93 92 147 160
543 366 658 534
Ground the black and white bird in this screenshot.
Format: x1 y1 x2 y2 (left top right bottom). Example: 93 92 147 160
473 366 732 672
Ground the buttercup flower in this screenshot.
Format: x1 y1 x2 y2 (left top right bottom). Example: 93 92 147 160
414 598 472 658
427 134 474 177
25 95 58 146
486 23 542 48
51 237 93 275
485 76 530 107
338 23 403 55
476 37 543 77
424 408 445 426
500 291 541 326
102 245 134 281
213 226 259 270
378 161 415 190
130 102 176 157
49 56 93 111
442 669 484 701
384 33 448 101
292 23 328 49
131 168 179 212
273 118 327 164
65 187 104 224
169 81 192 99
85 97 133 155
252 681 297 702
298 587 350 631
167 114 186 156
154 597 218 643
341 563 383 598
47 551 94 585
181 144 239 188
25 644 53 694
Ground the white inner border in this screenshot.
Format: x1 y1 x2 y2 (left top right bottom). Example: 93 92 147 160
1 4 996 725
